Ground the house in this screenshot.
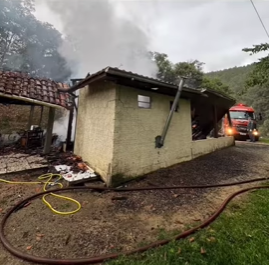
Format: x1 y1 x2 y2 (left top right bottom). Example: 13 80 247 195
70 67 235 186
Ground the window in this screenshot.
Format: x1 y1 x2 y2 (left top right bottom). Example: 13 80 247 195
229 111 255 120
138 95 151 109
170 101 179 112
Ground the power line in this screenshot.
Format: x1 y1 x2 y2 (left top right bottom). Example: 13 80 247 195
250 0 269 39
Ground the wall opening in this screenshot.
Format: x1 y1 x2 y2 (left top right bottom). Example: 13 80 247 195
138 95 151 109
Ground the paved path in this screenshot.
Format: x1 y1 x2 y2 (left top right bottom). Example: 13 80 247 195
0 153 47 175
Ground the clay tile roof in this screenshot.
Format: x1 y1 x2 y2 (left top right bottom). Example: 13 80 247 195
0 71 72 108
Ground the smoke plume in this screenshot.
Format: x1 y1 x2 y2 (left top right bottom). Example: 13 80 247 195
44 0 158 142
45 0 158 78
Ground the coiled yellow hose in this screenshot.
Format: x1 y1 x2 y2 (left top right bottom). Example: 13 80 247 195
0 173 81 215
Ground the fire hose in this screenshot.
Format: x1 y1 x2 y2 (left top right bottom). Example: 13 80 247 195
1 176 269 264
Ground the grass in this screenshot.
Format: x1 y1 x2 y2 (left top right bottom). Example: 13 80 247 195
260 138 269 144
109 188 269 265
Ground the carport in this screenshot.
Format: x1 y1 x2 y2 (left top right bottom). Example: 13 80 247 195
191 88 235 138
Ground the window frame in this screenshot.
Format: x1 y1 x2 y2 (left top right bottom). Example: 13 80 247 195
138 95 151 109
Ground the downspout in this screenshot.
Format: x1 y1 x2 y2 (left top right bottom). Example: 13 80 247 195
155 78 186 148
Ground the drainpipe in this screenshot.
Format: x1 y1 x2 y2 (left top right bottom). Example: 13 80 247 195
155 78 186 148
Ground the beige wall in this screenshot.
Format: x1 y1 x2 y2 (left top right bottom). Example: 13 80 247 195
112 85 193 181
191 136 234 159
74 81 116 183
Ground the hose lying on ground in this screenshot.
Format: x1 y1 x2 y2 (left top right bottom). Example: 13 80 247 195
0 176 269 264
0 173 81 215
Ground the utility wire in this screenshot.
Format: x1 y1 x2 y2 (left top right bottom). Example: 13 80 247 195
250 0 269 39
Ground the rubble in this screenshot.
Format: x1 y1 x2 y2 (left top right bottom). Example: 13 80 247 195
52 155 98 184
0 135 99 184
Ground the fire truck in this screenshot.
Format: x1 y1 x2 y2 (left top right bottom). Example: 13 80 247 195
224 103 262 141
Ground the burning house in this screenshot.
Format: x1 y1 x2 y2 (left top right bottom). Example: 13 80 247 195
67 67 236 186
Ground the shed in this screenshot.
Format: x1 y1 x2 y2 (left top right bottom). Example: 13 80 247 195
0 71 72 153
70 67 236 186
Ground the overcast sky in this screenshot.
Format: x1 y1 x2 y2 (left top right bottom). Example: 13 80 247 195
34 0 269 73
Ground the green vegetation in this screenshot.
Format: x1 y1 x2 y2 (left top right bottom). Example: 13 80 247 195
151 52 230 96
260 138 269 144
206 64 255 97
109 188 269 265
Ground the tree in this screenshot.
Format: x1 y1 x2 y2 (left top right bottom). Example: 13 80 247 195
202 77 232 95
0 0 71 82
243 43 269 87
151 51 231 95
242 43 269 135
151 52 204 85
150 52 175 83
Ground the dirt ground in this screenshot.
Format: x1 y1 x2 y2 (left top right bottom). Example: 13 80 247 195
0 141 269 265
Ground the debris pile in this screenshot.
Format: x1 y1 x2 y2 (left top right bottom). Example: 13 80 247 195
0 133 99 184
47 153 98 183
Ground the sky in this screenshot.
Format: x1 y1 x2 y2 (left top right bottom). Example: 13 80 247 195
34 0 269 73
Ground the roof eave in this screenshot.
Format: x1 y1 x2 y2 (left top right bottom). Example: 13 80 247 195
68 68 202 98
0 92 66 109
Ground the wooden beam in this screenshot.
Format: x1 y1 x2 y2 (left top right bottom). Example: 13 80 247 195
43 107 55 154
213 105 218 138
66 108 74 146
39 106 44 127
27 105 35 130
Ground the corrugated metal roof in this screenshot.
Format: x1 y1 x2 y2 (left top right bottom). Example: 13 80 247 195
69 66 199 93
69 66 235 102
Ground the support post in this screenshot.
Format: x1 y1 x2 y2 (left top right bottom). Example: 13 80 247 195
27 105 35 130
227 110 232 127
73 90 79 151
43 107 55 154
66 79 77 149
38 106 44 127
213 105 218 138
66 107 74 147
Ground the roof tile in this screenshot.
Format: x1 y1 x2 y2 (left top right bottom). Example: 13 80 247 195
0 71 72 108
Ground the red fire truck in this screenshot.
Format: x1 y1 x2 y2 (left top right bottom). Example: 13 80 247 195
224 103 262 141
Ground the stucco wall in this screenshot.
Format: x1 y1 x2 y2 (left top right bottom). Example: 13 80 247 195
74 81 116 183
112 85 192 181
191 136 234 159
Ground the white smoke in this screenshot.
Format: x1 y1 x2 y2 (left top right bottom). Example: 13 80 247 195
44 0 158 78
44 0 158 142
52 91 78 143
52 112 69 142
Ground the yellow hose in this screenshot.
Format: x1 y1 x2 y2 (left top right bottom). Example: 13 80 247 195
0 173 81 215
